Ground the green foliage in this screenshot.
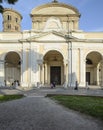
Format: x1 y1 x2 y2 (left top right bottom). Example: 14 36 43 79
4 0 18 4
0 94 24 102
0 5 4 13
48 95 103 120
0 0 18 4
0 0 18 13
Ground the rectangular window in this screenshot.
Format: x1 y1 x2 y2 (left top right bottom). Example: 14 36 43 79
8 24 11 29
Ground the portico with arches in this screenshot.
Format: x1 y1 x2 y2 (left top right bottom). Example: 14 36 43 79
0 0 103 89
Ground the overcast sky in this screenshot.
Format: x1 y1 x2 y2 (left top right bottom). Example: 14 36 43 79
0 0 103 32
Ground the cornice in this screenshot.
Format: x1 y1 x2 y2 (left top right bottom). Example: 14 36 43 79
30 14 80 18
69 39 103 43
31 2 80 16
2 38 102 44
3 8 22 19
0 40 21 43
19 31 66 42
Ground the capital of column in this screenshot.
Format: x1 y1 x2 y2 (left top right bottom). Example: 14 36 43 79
0 60 5 64
37 59 43 65
64 59 68 65
100 60 103 66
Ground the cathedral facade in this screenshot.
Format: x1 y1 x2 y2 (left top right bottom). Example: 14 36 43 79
0 0 103 88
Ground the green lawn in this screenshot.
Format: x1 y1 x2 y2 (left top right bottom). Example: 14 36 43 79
47 95 103 120
0 94 24 102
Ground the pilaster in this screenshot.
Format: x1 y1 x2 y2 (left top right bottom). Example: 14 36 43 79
79 49 86 87
21 43 29 88
64 60 68 87
68 42 72 87
100 60 103 88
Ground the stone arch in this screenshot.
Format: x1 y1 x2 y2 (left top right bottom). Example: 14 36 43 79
43 50 63 62
4 51 21 87
0 50 22 61
84 50 103 60
85 51 102 87
42 48 65 61
42 50 65 85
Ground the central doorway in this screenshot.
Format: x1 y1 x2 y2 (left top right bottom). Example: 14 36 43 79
43 50 64 85
50 66 61 85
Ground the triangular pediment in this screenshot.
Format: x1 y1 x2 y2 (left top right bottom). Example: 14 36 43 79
20 31 80 43
26 31 66 42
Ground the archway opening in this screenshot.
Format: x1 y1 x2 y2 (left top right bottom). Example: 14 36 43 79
43 50 64 85
86 51 102 86
4 52 21 86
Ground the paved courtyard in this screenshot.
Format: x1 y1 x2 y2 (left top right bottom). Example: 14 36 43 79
0 86 103 130
0 86 103 97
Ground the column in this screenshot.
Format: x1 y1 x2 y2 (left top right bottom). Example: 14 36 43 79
68 42 72 87
30 46 38 86
74 20 78 30
79 49 86 87
69 21 73 31
0 60 4 86
64 59 68 82
43 63 46 84
64 63 66 82
94 67 97 85
97 65 100 86
100 61 103 88
45 63 48 84
44 63 46 84
64 60 68 88
28 47 32 87
37 59 43 84
21 46 29 88
42 63 44 84
40 65 42 84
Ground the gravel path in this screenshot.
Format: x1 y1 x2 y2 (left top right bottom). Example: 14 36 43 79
0 96 103 130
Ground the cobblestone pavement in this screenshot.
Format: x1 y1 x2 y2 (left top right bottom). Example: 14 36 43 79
0 87 103 130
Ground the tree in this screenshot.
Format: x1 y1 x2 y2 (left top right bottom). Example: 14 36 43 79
0 0 18 13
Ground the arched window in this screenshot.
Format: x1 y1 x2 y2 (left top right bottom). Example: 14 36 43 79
7 15 11 20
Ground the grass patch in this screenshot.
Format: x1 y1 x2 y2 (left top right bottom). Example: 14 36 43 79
0 94 24 102
47 94 103 120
